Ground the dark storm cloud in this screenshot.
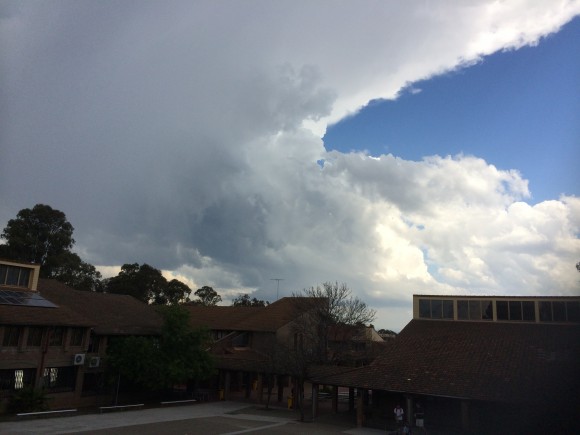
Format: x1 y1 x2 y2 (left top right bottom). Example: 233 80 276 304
2 1 579 330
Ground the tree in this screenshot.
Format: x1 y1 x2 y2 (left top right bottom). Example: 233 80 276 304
0 204 74 277
378 328 397 337
232 293 268 307
160 279 192 305
49 251 104 292
301 282 376 325
0 204 103 291
105 263 167 304
193 286 222 306
288 282 376 420
106 305 214 391
104 263 192 305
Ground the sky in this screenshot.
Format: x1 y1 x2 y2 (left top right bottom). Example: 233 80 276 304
1 1 579 331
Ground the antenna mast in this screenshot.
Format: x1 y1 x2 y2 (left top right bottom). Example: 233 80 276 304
271 278 284 301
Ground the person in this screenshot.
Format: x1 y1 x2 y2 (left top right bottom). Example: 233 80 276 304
394 404 404 426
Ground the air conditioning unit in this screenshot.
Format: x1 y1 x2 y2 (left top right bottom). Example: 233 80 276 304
73 353 86 365
89 357 100 368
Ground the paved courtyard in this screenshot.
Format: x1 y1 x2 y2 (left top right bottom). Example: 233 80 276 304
0 401 387 435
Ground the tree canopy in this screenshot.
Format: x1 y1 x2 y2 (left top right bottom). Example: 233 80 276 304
0 204 103 290
105 263 191 305
232 293 268 307
299 281 376 326
192 286 222 306
106 305 214 390
0 204 74 276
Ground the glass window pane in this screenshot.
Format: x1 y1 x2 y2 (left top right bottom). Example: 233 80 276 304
539 301 552 322
566 301 580 322
2 326 20 346
18 269 31 287
469 301 481 320
497 301 508 320
442 300 454 319
481 300 493 320
457 300 468 320
553 302 566 322
419 299 430 318
70 328 84 346
27 327 43 346
6 267 20 286
522 301 535 321
49 327 64 346
509 301 522 321
431 300 442 319
0 265 7 285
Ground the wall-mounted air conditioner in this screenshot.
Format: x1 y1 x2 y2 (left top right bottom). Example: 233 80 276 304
73 353 86 365
89 356 100 368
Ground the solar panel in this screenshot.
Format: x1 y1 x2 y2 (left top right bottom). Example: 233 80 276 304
0 290 57 308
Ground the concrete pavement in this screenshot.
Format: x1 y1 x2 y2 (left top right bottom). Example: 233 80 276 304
0 401 388 435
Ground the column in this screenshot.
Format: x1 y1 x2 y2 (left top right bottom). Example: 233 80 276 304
311 383 319 419
405 396 413 425
224 371 231 400
349 387 355 411
461 400 470 432
332 385 339 413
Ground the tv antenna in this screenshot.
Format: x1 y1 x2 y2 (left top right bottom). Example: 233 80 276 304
271 278 284 301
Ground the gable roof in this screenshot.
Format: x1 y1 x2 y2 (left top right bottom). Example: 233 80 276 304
0 279 162 336
311 319 580 404
38 279 163 335
184 297 311 332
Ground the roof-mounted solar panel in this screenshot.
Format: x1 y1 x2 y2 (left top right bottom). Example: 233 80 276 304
0 290 57 308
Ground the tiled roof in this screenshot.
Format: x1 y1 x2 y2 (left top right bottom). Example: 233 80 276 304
184 297 309 332
0 279 162 335
37 279 163 335
0 296 92 327
311 319 580 404
184 305 264 330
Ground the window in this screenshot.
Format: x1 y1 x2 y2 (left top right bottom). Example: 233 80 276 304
69 328 84 347
497 301 535 321
27 327 44 347
522 301 535 321
509 301 522 320
539 301 580 323
497 301 508 320
0 265 31 288
43 366 76 392
87 335 100 353
2 326 21 347
457 300 493 321
418 299 454 319
49 327 64 346
567 301 580 322
0 369 35 394
419 299 430 318
553 302 566 322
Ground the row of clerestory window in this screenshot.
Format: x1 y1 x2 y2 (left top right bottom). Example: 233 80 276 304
419 298 580 323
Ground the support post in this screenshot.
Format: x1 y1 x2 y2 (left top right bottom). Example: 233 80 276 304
311 383 319 419
332 385 339 413
349 387 355 411
461 400 470 432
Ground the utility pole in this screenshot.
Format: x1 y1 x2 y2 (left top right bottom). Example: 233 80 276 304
271 278 284 301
